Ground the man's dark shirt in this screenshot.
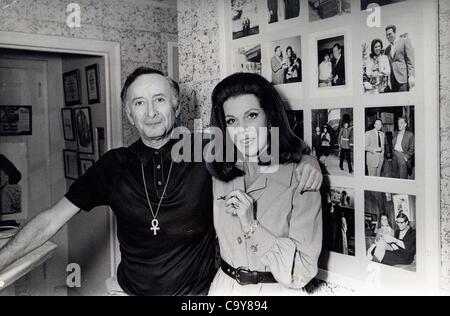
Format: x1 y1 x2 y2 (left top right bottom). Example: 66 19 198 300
65 138 216 296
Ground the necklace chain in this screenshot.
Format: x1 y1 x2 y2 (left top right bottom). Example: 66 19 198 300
141 160 174 220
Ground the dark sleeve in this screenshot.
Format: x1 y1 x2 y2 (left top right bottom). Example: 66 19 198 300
0 154 22 184
403 229 416 256
65 150 120 212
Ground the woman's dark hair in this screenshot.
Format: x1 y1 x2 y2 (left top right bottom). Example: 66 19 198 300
207 72 308 182
370 38 384 59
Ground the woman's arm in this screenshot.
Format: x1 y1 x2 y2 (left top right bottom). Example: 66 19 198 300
251 190 322 289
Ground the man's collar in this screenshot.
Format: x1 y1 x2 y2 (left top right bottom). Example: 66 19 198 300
134 137 176 166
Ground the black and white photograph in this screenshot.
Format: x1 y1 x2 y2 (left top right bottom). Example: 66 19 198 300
0 143 27 216
312 108 353 176
286 109 304 141
63 149 79 180
267 0 301 24
309 0 351 22
63 69 82 107
231 0 260 40
74 107 94 155
270 36 302 85
362 20 415 94
322 187 355 257
86 64 100 104
361 0 409 10
0 106 32 136
233 44 262 75
365 106 415 180
79 158 94 176
317 35 345 88
61 108 75 141
365 190 416 272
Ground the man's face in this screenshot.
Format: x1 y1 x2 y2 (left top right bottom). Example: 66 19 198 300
276 47 282 57
396 218 408 231
374 120 383 131
398 119 407 132
386 29 396 44
125 74 179 144
333 46 341 59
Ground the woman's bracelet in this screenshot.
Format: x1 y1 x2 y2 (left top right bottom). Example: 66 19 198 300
243 221 260 239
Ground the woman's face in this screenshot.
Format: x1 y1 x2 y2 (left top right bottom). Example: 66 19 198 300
316 126 321 133
381 216 389 227
324 54 330 62
374 42 383 56
287 48 292 58
223 94 268 159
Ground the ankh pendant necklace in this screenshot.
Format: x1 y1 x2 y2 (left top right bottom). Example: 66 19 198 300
141 160 174 236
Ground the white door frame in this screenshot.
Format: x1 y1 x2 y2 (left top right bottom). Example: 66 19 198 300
0 31 122 278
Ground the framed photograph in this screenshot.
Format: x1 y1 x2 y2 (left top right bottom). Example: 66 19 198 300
232 44 262 75
63 70 82 107
267 0 301 24
362 16 415 94
364 106 415 180
365 190 417 272
79 158 95 176
61 108 75 141
268 36 302 86
74 107 95 155
320 187 356 257
0 106 32 136
63 150 79 180
85 64 100 104
230 0 260 40
309 28 353 98
309 0 351 22
311 108 354 177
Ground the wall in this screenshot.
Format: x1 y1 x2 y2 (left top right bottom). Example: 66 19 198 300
177 0 447 294
0 0 178 146
62 55 110 296
439 0 450 294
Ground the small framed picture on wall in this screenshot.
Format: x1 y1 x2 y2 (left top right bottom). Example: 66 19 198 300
63 70 82 107
63 149 79 180
73 107 95 155
61 108 75 141
79 158 95 176
85 64 100 104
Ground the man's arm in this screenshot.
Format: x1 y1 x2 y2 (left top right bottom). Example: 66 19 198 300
0 197 80 271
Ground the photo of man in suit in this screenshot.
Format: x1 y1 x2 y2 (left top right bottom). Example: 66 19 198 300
332 43 345 86
385 24 415 92
392 117 415 179
271 45 287 85
365 119 385 177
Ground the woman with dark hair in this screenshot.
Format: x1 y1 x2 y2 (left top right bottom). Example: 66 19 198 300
207 73 322 295
364 38 391 94
320 126 331 163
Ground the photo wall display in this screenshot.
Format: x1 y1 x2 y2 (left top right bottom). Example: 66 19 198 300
219 0 439 293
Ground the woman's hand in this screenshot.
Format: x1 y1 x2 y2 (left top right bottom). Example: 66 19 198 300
225 190 255 231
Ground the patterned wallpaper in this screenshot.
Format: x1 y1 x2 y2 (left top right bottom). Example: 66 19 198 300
0 0 178 146
178 0 449 294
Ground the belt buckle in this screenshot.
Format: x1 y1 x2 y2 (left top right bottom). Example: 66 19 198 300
235 267 251 286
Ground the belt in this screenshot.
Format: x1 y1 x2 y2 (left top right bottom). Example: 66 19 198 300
221 258 277 286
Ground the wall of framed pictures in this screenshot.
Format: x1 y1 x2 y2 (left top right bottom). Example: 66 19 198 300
217 0 440 293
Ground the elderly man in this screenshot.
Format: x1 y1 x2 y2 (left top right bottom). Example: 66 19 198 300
0 68 322 296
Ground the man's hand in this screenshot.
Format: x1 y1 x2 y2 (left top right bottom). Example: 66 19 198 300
295 155 323 193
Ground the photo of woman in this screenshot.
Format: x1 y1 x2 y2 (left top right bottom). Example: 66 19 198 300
363 39 391 94
207 73 322 295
